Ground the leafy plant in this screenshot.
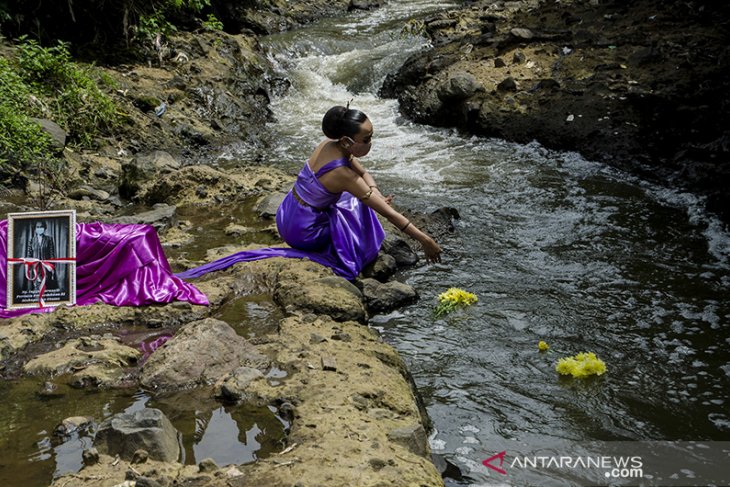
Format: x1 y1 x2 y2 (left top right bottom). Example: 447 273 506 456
136 12 178 42
0 104 53 171
0 57 53 175
1 38 118 208
14 37 120 146
202 13 224 32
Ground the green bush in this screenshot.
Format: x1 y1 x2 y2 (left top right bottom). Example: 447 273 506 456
136 12 178 42
202 13 224 32
0 38 120 184
0 57 52 174
0 104 53 171
14 37 120 146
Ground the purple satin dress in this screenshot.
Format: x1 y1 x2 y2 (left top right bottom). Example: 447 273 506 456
0 221 208 319
175 157 385 281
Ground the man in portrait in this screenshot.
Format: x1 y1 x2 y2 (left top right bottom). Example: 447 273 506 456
24 220 58 291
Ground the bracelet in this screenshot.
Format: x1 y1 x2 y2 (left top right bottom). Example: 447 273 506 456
360 189 373 201
369 185 378 190
399 220 411 232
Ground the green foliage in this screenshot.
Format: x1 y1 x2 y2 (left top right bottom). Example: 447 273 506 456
13 37 120 146
0 38 120 191
136 13 178 42
0 57 52 174
0 103 53 171
170 0 210 11
0 57 31 111
16 37 73 86
134 0 212 40
202 13 224 32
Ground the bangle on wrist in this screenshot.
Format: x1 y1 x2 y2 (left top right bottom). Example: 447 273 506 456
399 220 411 232
369 185 378 190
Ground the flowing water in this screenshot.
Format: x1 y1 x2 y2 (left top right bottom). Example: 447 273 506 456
3 1 730 485
248 1 730 484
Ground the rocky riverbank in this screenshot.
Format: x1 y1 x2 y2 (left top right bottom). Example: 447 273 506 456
1 1 452 485
381 0 730 223
2 241 446 486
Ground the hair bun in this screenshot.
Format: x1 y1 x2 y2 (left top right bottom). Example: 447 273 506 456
322 105 368 140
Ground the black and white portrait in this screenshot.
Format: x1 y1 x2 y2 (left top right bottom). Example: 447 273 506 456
6 210 76 309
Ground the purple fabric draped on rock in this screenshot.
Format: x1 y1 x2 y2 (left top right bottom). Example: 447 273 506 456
0 221 208 319
176 157 385 281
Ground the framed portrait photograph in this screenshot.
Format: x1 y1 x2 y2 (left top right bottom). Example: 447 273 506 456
6 210 76 310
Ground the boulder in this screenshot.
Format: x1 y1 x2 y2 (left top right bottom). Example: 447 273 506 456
94 408 180 462
110 204 177 232
255 192 286 219
497 76 518 91
119 150 181 199
274 263 367 322
348 0 383 11
140 318 269 390
510 28 534 40
30 118 66 150
214 366 265 402
68 185 111 201
360 278 418 313
315 276 363 299
437 72 482 101
361 253 397 282
224 223 255 236
54 416 92 436
380 234 419 267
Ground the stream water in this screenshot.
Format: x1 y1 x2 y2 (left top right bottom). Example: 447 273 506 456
2 1 729 485
251 1 730 485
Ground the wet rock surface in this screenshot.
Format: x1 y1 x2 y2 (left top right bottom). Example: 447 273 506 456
140 318 269 390
382 0 730 222
2 242 449 486
95 408 180 462
360 278 419 313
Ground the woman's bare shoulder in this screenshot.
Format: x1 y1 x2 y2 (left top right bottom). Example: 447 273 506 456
310 140 348 170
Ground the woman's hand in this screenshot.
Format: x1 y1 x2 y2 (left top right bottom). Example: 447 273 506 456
372 188 394 206
422 237 442 264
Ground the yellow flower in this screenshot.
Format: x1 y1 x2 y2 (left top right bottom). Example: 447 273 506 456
538 341 550 352
438 288 478 306
555 352 607 378
434 288 478 317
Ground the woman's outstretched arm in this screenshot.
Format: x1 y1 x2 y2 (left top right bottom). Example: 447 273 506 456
341 171 442 263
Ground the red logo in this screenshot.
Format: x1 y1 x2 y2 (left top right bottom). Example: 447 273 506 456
483 451 508 475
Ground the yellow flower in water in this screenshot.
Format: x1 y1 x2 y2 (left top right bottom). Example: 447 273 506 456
555 352 607 378
538 341 550 352
438 288 478 305
434 288 477 317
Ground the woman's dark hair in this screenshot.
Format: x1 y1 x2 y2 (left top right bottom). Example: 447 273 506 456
322 106 368 140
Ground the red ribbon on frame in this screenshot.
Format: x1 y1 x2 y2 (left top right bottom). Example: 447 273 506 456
8 257 77 308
